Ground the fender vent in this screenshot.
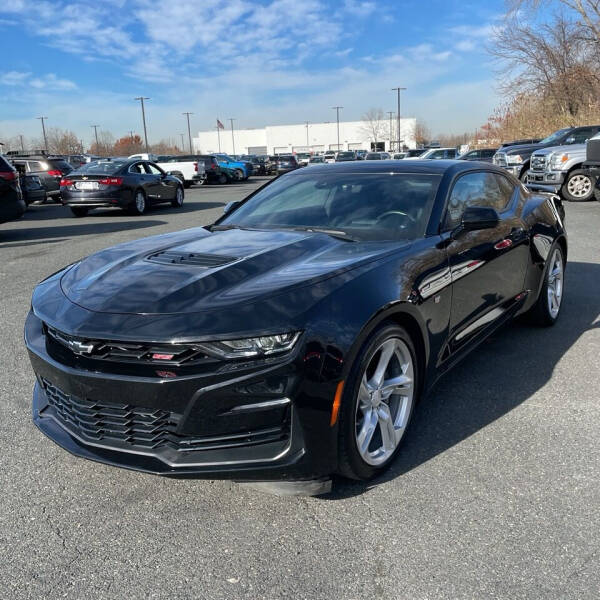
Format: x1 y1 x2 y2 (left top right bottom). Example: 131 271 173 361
146 251 237 267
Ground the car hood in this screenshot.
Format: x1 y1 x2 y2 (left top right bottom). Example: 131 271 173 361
531 143 586 157
60 227 407 315
501 142 548 156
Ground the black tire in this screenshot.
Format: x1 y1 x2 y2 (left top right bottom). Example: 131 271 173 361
560 169 595 202
233 168 244 181
70 207 88 218
128 189 146 215
519 169 529 183
217 173 228 185
337 323 419 481
183 181 192 189
171 186 184 208
524 243 565 326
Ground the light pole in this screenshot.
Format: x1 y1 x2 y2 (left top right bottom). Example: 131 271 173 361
228 118 236 155
387 111 394 152
19 134 25 152
179 133 185 151
305 121 309 148
134 97 150 152
91 125 99 153
332 106 343 150
392 87 406 151
183 112 194 153
37 116 48 153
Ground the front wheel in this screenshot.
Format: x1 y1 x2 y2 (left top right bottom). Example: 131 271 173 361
233 169 244 181
337 324 418 481
171 186 184 208
561 169 595 202
525 244 565 326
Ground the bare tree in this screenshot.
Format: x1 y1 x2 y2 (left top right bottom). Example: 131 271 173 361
45 128 81 154
89 130 115 156
358 108 387 145
414 120 431 147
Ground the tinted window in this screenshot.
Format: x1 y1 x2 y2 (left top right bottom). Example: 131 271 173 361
444 171 514 229
128 163 146 174
28 161 46 172
73 161 126 175
48 159 72 173
481 149 496 158
220 172 441 241
571 128 595 144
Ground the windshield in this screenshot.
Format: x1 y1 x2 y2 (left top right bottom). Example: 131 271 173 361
539 128 572 145
219 172 440 241
72 160 126 175
337 152 354 158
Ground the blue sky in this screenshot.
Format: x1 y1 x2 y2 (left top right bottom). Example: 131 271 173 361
0 0 505 146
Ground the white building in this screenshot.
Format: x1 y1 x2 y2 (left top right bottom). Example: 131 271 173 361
193 118 417 156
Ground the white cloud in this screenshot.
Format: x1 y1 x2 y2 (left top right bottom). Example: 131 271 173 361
343 0 376 17
0 71 31 86
0 71 76 90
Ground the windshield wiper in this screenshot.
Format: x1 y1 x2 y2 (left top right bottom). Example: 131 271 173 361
209 224 244 231
290 227 357 242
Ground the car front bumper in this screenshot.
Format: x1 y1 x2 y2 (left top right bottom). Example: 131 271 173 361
25 311 337 482
496 164 523 177
525 170 566 193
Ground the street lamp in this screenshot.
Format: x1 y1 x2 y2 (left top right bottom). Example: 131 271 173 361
391 87 406 151
134 97 150 152
183 112 194 154
37 116 48 153
387 111 394 151
91 125 99 153
332 106 343 150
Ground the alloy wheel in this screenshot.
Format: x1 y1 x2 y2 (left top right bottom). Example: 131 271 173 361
175 187 183 206
567 174 592 198
135 191 145 213
547 248 564 318
355 338 414 466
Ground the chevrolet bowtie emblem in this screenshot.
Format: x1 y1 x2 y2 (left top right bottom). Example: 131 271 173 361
67 339 95 354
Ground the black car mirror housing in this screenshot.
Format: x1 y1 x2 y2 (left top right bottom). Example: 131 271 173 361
452 206 500 239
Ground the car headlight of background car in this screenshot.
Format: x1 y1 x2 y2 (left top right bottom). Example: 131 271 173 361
197 332 301 359
506 154 524 165
550 152 569 170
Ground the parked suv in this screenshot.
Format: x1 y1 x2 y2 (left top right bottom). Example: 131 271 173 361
526 140 596 202
493 125 600 181
458 148 497 163
6 152 73 202
0 154 26 224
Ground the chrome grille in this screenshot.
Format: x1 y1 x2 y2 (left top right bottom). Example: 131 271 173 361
41 378 290 452
531 155 547 172
45 324 210 366
494 152 507 167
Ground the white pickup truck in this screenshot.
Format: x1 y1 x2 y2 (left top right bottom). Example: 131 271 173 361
128 154 206 188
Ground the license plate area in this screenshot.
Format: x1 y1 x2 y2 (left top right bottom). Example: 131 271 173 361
76 181 99 191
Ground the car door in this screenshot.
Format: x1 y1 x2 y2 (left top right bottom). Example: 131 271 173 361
442 170 529 352
147 162 175 201
140 162 162 201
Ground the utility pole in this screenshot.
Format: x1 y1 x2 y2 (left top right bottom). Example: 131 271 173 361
91 125 99 153
392 87 406 151
305 121 309 148
332 106 343 150
179 133 185 151
134 97 150 152
387 111 394 152
228 118 236 155
19 135 25 152
128 130 134 143
37 117 48 153
183 112 194 153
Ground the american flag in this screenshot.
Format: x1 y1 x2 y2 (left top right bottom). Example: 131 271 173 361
216 119 225 130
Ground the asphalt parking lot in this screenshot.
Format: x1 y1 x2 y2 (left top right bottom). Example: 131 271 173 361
1 179 599 599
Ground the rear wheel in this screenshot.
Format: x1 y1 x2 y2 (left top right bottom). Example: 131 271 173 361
525 244 565 326
217 173 228 185
171 186 184 208
337 324 418 481
128 190 146 215
70 207 88 218
561 169 595 202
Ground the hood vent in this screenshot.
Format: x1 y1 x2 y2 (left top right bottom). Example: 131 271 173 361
146 251 237 267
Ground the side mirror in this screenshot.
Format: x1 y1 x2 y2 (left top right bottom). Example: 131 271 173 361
452 206 499 239
223 200 241 214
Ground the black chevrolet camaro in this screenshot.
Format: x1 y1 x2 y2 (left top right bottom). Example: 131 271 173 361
60 158 184 217
25 161 566 494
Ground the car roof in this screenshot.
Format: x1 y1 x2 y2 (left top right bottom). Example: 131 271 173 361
283 159 507 176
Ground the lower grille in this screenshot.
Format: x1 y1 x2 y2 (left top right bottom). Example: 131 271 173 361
40 378 290 452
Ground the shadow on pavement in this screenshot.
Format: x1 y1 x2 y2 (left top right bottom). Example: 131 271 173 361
326 260 600 499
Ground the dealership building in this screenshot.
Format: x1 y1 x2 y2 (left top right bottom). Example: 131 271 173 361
193 118 417 156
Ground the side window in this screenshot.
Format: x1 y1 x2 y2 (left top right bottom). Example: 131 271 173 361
145 163 163 175
28 161 44 172
430 150 444 159
128 162 145 174
443 171 514 230
446 149 457 159
571 128 594 144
